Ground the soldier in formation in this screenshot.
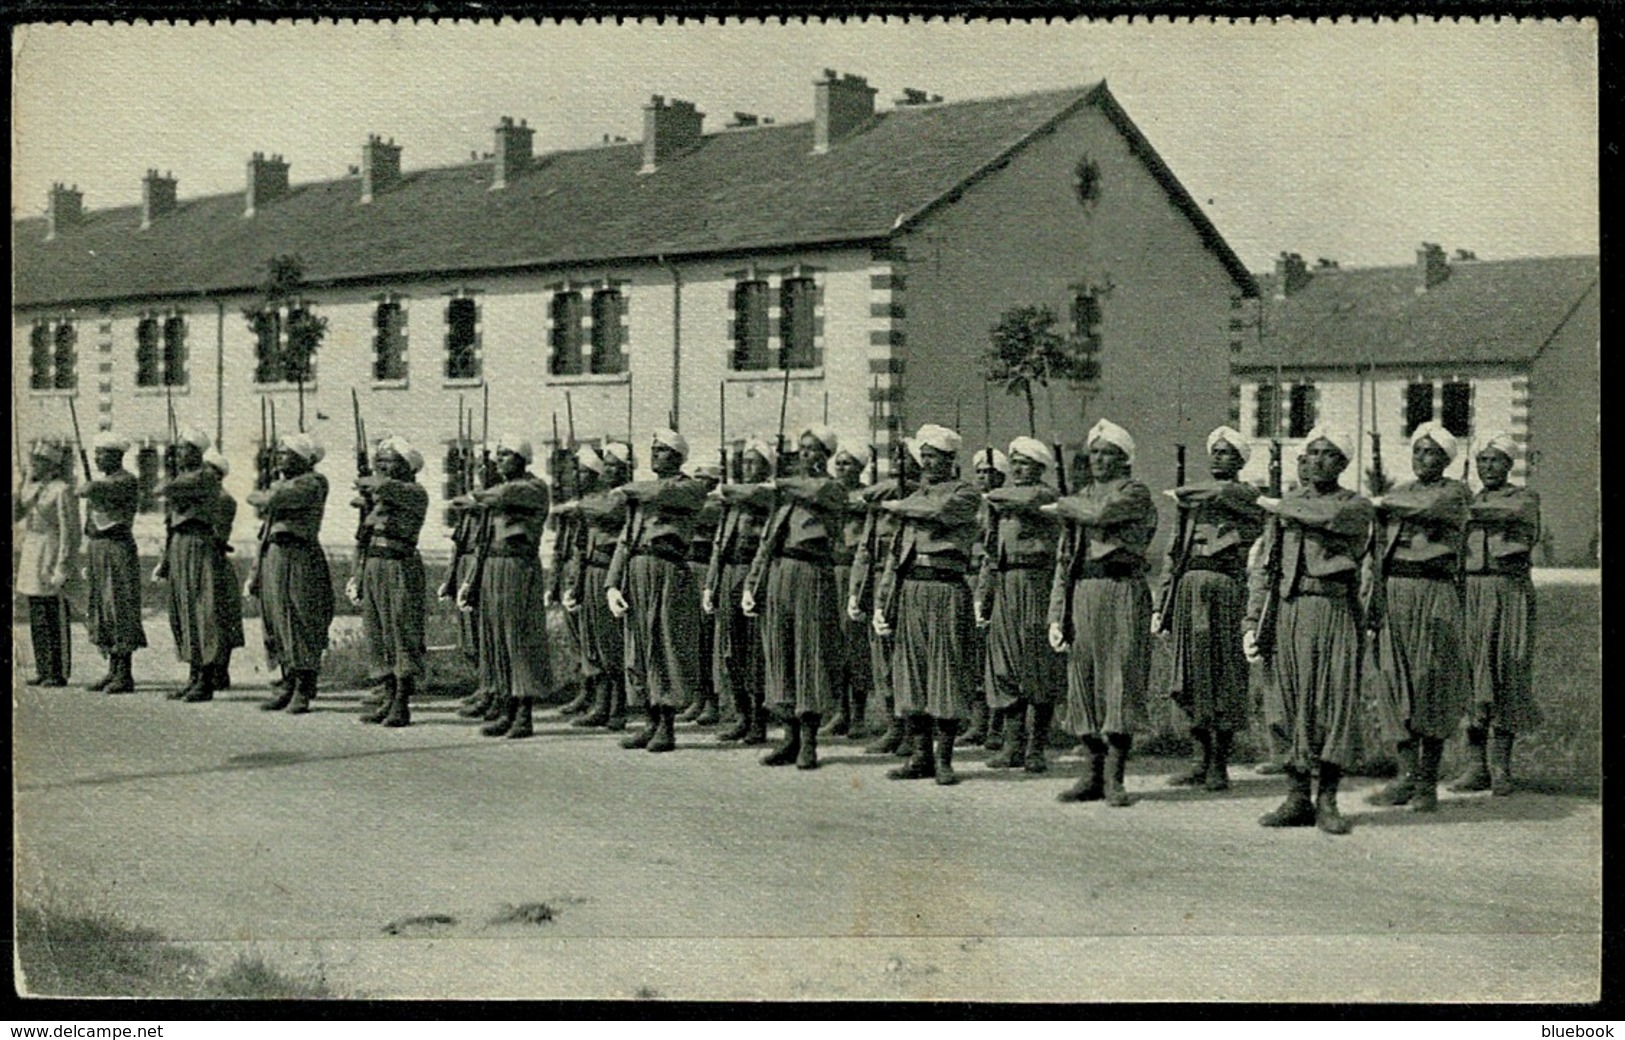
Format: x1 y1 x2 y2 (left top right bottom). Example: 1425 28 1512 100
16 441 80 687
202 449 246 692
963 447 1008 748
707 438 775 745
250 432 336 714
561 442 632 731
682 461 725 727
351 436 430 728
81 432 145 693
828 446 873 739
154 426 228 703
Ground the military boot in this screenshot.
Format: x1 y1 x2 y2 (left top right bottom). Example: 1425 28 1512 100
1025 702 1055 775
1259 768 1317 827
647 706 677 753
1057 739 1107 803
1315 762 1352 835
261 672 295 712
88 664 116 691
605 679 628 731
1206 730 1233 792
170 663 203 701
761 712 802 766
1448 727 1492 792
866 698 904 755
574 678 611 728
820 692 849 737
182 663 216 703
482 697 518 737
285 671 317 714
934 718 960 786
1490 730 1517 797
695 695 721 727
887 716 937 781
797 713 821 770
718 689 752 742
1366 740 1418 806
482 691 507 722
1169 728 1211 787
847 686 871 740
558 681 593 717
678 698 705 723
361 675 397 724
105 654 136 695
504 697 534 739
458 689 494 719
743 704 770 746
384 676 414 728
1409 737 1444 813
986 701 1027 769
622 708 659 749
983 707 1006 752
213 649 234 691
960 699 989 747
1104 734 1133 807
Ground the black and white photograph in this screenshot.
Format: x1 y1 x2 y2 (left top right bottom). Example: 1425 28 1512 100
9 16 1601 1004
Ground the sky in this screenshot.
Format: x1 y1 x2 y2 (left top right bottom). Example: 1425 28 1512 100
10 17 1599 271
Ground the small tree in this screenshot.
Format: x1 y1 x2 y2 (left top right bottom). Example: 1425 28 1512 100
244 254 326 430
982 304 1100 436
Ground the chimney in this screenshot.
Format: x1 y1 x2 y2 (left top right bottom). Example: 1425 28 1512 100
245 152 290 217
360 134 402 203
1272 252 1312 299
45 182 83 240
726 112 759 129
491 117 534 191
140 169 177 229
814 70 877 154
1416 242 1450 292
641 96 705 173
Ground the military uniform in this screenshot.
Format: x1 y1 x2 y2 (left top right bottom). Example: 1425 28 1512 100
571 489 629 729
81 465 146 691
206 477 246 690
15 460 80 687
850 478 904 753
708 482 771 743
249 468 335 712
355 470 430 726
470 473 553 738
831 481 873 737
683 496 724 724
158 464 230 702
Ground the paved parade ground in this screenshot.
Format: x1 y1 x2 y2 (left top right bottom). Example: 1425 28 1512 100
13 617 1602 1003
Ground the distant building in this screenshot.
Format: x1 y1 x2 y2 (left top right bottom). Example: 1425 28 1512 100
1231 247 1598 565
14 73 1256 557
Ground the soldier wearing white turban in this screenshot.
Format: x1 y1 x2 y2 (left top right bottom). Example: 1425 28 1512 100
81 431 145 692
1363 420 1471 816
1243 429 1374 834
201 448 246 692
153 423 232 702
962 445 1010 747
827 439 874 739
557 441 632 731
1449 430 1542 796
1153 424 1266 793
849 435 921 756
707 437 776 746
680 459 726 728
351 434 431 727
16 443 80 688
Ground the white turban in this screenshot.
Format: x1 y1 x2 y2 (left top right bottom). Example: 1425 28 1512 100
971 448 1010 475
1302 425 1353 462
799 424 838 454
602 441 632 466
1478 431 1518 461
92 431 130 452
652 428 689 459
742 437 778 471
904 437 922 466
914 424 962 456
377 435 424 473
279 432 320 461
1087 419 1135 466
1206 425 1252 463
576 444 606 475
1007 436 1055 471
826 445 861 476
202 449 230 476
177 425 212 451
1409 421 1459 463
495 434 533 463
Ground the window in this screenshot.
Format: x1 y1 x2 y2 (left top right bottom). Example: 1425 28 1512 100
162 315 186 386
136 446 161 513
30 322 53 390
374 300 408 382
550 292 584 376
1404 381 1434 436
1072 291 1103 354
732 280 770 371
1253 383 1278 439
251 310 283 384
779 278 817 369
285 306 318 384
136 317 162 387
445 297 479 380
590 289 625 375
1441 381 1472 438
1288 383 1316 439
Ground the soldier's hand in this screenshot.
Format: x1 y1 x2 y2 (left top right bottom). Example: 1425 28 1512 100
701 588 715 615
973 603 990 629
562 588 579 613
49 566 68 590
436 578 454 601
606 586 629 619
151 562 168 584
741 589 758 617
1258 496 1282 512
1048 622 1069 653
1150 611 1164 637
242 577 255 599
1242 628 1261 662
457 582 475 613
345 576 362 606
872 608 892 637
846 595 864 623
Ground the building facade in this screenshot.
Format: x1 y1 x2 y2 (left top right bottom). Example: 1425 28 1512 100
14 74 1256 560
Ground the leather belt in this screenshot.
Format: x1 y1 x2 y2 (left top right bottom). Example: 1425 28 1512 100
1386 559 1458 580
364 545 419 561
268 531 313 547
487 543 540 559
1073 556 1145 580
999 554 1055 572
171 519 211 536
631 544 689 566
585 551 616 568
904 566 969 584
1293 574 1356 598
1465 560 1531 578
913 553 969 573
370 536 419 556
777 546 833 566
88 526 134 541
1186 554 1245 578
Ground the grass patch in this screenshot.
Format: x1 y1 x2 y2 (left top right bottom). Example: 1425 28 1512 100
16 901 333 999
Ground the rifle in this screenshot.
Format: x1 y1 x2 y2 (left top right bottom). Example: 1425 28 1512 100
460 382 493 612
1253 438 1285 659
547 411 571 603
65 397 92 483
868 375 881 486
1154 443 1191 634
759 343 796 568
981 377 997 564
154 384 181 580
350 388 373 585
246 398 278 597
441 398 472 600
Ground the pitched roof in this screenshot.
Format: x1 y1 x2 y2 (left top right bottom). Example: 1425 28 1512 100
13 82 1255 309
1234 255 1599 370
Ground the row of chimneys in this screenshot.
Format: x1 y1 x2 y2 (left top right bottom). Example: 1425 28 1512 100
42 70 900 239
1272 242 1476 299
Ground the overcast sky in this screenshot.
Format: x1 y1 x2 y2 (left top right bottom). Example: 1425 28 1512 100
10 17 1598 270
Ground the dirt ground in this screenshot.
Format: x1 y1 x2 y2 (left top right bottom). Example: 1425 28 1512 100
12 618 1602 1002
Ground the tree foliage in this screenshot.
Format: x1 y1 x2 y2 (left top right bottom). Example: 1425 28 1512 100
982 304 1100 435
243 254 326 385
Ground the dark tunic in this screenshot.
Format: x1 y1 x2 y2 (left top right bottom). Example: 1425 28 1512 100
976 482 1064 708
356 475 429 680
248 471 335 673
159 467 228 666
448 505 482 666
833 485 873 711
575 490 628 680
606 475 705 710
706 485 769 710
877 477 983 720
471 476 552 702
81 469 147 654
1462 485 1542 732
746 476 847 717
849 480 904 708
1368 478 1470 743
1246 486 1374 770
208 488 246 654
689 498 722 704
1154 479 1264 731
